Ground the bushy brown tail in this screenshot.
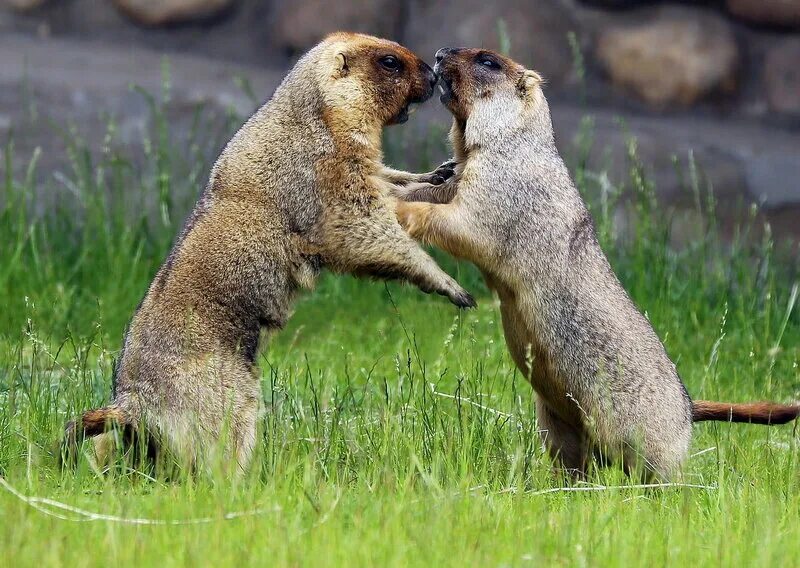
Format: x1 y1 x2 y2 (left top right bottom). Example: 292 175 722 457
60 406 129 467
692 400 800 425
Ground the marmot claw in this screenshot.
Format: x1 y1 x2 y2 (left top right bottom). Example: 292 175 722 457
448 288 477 309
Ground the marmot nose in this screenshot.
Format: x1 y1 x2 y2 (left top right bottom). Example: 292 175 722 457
435 48 452 64
421 61 437 89
435 47 463 63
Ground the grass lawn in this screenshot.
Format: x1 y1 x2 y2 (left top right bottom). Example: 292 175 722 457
1 92 798 567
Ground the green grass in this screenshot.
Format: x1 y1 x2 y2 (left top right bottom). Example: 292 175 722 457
1 87 799 567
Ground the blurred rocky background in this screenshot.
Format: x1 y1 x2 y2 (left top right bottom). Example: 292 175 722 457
1 0 798 244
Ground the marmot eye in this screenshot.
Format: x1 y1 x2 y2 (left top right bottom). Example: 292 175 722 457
478 56 501 70
379 55 401 71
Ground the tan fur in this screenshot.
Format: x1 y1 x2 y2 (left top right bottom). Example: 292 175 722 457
396 48 799 480
692 401 800 424
63 34 474 476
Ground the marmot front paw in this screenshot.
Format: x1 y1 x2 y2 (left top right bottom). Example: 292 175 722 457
447 286 477 309
428 160 457 186
439 277 476 308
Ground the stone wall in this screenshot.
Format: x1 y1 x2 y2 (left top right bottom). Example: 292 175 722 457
1 0 799 242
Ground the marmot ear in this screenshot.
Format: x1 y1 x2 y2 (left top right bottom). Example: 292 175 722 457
517 70 543 95
335 53 349 77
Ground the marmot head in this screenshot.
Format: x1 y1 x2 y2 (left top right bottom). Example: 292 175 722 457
317 33 437 128
433 48 546 145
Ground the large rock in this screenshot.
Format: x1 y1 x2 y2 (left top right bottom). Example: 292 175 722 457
726 0 800 29
404 0 577 85
113 0 235 26
764 39 800 115
596 7 738 107
269 0 402 54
